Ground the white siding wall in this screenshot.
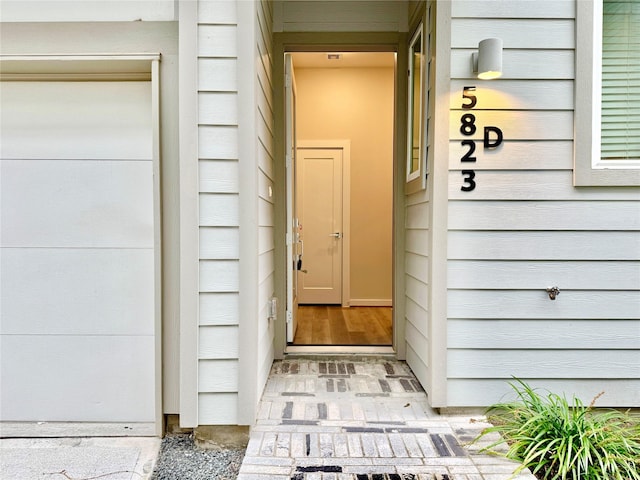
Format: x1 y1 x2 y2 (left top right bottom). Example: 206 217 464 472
197 0 241 424
0 0 176 22
405 192 430 391
447 0 640 406
196 0 275 425
404 0 435 400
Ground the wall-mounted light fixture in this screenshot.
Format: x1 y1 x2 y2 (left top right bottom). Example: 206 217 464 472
472 38 503 80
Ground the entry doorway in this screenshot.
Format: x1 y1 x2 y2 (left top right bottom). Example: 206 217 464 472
285 51 395 348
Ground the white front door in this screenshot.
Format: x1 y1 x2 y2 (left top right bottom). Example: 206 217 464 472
296 147 343 304
0 80 155 422
285 54 300 343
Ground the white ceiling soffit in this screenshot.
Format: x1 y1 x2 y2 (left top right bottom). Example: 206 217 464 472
291 52 395 69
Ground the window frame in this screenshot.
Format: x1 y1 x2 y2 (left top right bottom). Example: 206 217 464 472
406 22 426 191
574 0 640 186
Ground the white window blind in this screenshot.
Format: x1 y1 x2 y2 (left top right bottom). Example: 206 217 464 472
601 0 640 161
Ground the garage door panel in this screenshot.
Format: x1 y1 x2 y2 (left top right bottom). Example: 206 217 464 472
1 248 154 336
0 81 152 160
0 335 155 422
0 159 154 248
0 76 156 424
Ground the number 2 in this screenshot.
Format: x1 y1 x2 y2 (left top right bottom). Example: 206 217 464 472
461 140 476 162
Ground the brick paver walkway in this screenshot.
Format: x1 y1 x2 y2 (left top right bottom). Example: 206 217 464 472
238 358 535 480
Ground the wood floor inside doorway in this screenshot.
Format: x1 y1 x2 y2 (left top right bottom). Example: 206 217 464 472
292 306 392 345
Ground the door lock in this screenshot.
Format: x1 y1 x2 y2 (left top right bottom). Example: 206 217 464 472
330 232 342 239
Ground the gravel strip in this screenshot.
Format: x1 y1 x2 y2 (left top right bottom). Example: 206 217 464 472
150 434 245 480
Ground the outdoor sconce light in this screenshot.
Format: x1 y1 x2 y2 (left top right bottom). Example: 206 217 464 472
472 38 503 80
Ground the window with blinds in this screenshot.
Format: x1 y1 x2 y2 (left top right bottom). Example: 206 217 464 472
601 0 639 162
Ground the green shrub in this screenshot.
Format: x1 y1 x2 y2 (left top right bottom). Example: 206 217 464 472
474 379 640 480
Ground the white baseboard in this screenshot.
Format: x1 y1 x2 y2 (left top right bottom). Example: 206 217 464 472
348 299 392 307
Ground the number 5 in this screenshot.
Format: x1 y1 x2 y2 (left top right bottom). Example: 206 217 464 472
462 86 477 109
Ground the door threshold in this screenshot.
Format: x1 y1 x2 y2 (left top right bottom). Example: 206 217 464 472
285 345 395 356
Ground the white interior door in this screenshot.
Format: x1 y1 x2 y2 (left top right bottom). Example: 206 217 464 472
0 80 155 422
285 54 300 343
296 147 343 304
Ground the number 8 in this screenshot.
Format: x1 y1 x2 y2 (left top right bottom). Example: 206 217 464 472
460 113 476 136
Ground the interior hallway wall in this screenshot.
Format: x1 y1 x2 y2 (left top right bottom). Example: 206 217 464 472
295 66 394 303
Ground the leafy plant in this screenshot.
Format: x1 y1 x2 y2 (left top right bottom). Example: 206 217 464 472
473 379 640 480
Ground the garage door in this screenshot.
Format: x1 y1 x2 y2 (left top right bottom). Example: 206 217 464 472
0 80 156 422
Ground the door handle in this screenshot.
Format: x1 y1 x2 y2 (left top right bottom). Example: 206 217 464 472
329 232 342 239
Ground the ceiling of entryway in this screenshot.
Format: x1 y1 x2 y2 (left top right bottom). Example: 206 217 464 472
291 52 395 69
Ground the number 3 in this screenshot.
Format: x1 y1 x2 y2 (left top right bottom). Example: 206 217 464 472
461 170 476 192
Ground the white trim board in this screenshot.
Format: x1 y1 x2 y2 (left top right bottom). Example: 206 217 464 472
427 0 450 407
237 0 260 426
178 0 200 428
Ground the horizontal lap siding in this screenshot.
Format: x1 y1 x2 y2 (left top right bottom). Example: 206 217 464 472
197 0 240 424
448 290 639 320
404 2 434 398
447 0 640 407
256 0 276 403
405 197 430 392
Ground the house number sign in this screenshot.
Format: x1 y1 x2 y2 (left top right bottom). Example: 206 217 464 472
459 86 503 191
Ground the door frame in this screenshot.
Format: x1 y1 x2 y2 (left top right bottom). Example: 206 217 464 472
296 140 351 308
273 32 408 359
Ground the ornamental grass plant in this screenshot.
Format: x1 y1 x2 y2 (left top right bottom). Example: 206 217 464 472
474 379 640 480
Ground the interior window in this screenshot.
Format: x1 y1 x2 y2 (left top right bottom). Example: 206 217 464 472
600 0 639 164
